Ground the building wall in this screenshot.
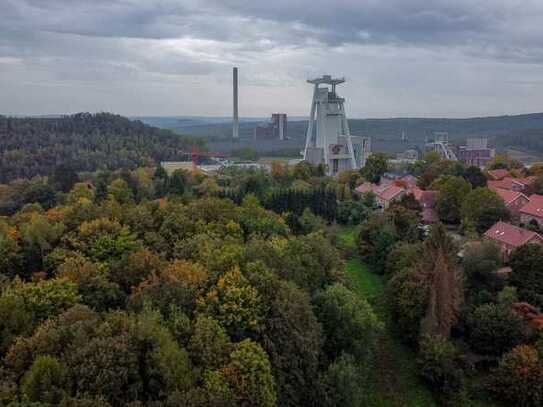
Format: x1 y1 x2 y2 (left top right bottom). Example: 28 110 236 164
521 213 543 228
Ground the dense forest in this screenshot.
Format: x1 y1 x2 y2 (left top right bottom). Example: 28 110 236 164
0 113 201 183
0 162 385 406
2 133 543 405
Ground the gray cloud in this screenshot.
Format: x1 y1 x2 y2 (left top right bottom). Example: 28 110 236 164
1 0 543 117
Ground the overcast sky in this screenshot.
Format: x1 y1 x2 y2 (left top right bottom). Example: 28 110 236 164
1 0 543 118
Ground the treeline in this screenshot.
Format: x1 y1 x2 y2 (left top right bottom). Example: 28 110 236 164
0 113 202 183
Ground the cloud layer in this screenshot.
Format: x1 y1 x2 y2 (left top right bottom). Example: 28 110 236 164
1 0 543 117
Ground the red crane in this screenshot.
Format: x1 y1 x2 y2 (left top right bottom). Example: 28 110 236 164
189 144 229 174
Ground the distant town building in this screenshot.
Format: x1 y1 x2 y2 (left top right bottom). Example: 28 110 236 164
254 113 288 140
484 221 543 260
302 75 371 175
457 138 495 168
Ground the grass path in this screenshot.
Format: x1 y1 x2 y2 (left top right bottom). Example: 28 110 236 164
338 227 437 407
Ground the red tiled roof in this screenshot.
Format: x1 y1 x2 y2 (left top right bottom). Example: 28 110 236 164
411 187 437 208
490 187 528 206
378 185 405 201
355 182 375 194
488 176 536 191
520 194 543 219
487 169 509 180
355 182 405 202
484 221 543 248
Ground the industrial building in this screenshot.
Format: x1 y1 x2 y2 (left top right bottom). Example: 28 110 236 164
457 138 495 168
254 113 287 140
302 75 371 175
425 132 458 161
425 134 495 168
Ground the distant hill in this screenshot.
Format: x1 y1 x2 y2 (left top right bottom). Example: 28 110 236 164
0 113 198 183
154 113 543 159
135 116 271 129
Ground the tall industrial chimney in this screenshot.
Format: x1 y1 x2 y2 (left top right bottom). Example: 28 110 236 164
233 67 239 140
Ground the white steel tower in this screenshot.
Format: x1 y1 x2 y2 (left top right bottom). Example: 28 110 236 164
303 75 370 175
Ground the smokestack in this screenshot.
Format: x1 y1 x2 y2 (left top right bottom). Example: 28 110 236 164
233 67 239 140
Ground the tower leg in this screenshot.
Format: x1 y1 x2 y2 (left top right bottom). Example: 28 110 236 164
303 84 318 159
340 103 357 169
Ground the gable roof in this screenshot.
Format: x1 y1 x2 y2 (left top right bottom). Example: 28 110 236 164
520 194 543 219
378 185 405 201
484 221 543 248
355 182 405 202
487 169 509 180
488 176 536 191
490 186 529 206
355 182 375 194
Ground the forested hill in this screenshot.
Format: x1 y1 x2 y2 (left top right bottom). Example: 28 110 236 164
0 113 197 183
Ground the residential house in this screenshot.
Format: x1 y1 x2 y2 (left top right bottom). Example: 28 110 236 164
487 176 537 194
411 186 439 224
355 182 406 210
487 169 509 180
489 186 530 221
520 194 543 229
484 221 543 260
